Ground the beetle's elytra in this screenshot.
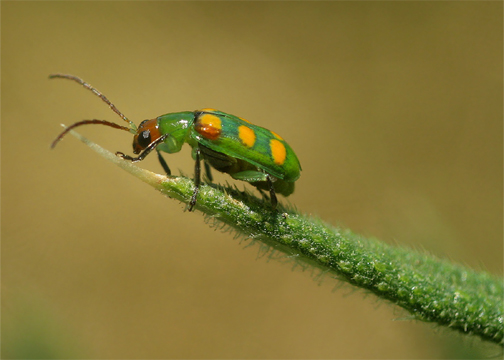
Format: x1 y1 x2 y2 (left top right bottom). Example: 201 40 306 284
50 74 301 211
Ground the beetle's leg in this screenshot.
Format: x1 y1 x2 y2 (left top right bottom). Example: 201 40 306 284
230 171 278 210
156 149 171 176
204 161 213 182
266 174 278 210
116 134 169 162
230 171 267 182
188 147 201 212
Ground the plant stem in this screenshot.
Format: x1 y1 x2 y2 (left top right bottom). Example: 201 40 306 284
66 130 504 346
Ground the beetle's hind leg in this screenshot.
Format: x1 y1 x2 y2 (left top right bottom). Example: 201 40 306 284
231 170 278 211
266 174 278 210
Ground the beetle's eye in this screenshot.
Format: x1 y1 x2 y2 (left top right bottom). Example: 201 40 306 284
138 130 151 148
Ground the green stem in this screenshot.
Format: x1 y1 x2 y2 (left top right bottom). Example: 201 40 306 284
68 130 503 346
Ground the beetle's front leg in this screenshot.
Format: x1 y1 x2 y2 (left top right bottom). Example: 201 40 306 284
116 134 169 162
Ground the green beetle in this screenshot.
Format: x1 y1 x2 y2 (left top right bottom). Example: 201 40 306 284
51 74 301 211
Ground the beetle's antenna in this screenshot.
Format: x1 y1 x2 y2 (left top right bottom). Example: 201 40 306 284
49 74 137 131
51 119 132 149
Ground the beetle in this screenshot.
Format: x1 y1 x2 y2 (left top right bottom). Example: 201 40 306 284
50 74 301 211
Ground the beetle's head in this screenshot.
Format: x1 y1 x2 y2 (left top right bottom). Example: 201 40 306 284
133 119 162 154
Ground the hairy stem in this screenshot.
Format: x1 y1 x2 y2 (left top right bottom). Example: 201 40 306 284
66 130 503 346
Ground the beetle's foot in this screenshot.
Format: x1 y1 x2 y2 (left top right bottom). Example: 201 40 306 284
116 151 136 162
187 190 198 212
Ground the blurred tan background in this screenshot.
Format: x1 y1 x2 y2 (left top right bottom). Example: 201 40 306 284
2 2 502 359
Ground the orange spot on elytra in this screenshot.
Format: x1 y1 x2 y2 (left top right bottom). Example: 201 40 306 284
195 113 222 140
270 139 286 165
238 125 256 148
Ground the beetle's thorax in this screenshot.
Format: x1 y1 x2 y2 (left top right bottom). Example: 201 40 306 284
149 112 196 154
